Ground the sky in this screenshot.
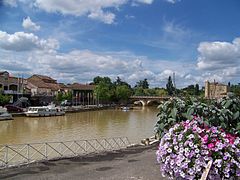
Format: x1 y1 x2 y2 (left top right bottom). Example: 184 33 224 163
0 0 239 88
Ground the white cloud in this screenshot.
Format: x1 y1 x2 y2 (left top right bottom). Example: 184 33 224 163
165 0 181 4
2 0 18 7
196 38 240 84
0 31 59 52
197 38 240 71
88 9 115 24
22 17 41 31
5 0 154 24
133 0 154 4
32 0 127 24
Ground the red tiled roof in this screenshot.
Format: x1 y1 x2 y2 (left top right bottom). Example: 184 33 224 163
68 83 95 90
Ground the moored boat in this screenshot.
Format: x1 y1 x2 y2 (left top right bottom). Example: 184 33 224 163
0 106 13 120
25 107 51 117
25 106 65 117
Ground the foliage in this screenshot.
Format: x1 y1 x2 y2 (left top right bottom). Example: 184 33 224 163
93 76 112 85
135 79 149 89
115 85 132 102
155 95 240 137
0 94 11 106
114 76 131 88
155 97 188 137
230 84 240 97
94 81 114 102
55 91 72 103
156 117 240 180
166 76 174 96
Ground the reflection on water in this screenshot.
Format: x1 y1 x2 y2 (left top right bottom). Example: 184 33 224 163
0 107 158 144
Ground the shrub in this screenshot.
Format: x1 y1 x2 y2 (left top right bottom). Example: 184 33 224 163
155 96 240 137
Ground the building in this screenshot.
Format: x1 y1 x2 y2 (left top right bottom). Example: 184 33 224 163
205 81 229 99
68 83 95 105
0 71 27 94
27 74 62 105
27 74 61 96
0 71 29 103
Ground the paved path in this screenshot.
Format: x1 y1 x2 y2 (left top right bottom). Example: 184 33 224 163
0 144 165 180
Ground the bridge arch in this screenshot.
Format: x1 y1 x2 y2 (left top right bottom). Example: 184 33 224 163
130 96 170 106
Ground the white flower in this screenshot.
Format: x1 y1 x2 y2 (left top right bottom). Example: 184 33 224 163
221 132 226 137
189 142 194 147
195 148 200 154
174 146 179 151
180 171 186 178
179 147 184 153
167 148 172 153
188 134 194 139
184 148 190 153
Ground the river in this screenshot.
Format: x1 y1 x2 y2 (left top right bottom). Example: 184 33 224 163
0 107 159 145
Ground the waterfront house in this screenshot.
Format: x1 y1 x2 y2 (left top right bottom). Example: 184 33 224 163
205 80 229 99
67 83 95 105
0 71 28 102
27 74 62 105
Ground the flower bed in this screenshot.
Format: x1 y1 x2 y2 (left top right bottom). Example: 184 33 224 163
156 117 240 179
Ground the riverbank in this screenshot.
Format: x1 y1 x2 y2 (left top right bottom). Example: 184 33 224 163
11 105 112 117
0 144 165 180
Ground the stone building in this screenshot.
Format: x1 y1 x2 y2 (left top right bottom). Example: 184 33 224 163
205 81 229 99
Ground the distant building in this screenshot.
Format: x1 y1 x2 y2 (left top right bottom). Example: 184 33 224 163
27 74 61 96
0 71 27 94
67 83 95 105
205 81 229 99
27 74 62 105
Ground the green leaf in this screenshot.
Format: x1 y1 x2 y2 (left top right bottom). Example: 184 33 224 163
237 123 240 130
233 111 239 120
170 107 177 119
224 100 231 109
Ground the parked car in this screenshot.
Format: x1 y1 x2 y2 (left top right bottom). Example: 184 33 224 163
5 105 23 113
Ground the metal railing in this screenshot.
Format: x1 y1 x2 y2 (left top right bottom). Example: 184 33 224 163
0 137 131 169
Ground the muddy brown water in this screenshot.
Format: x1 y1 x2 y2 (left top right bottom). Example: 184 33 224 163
0 107 159 145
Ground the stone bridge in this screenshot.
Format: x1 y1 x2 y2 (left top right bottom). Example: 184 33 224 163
130 96 170 106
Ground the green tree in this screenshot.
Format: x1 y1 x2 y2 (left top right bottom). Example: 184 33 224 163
115 85 132 102
0 94 11 106
195 84 200 96
135 79 149 89
133 87 145 96
166 76 174 96
114 77 131 88
155 88 168 96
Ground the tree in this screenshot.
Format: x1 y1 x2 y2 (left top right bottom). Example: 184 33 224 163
115 85 132 102
166 76 174 96
0 94 11 106
93 76 112 85
195 84 200 96
135 79 149 89
93 76 115 103
114 77 131 88
133 87 145 96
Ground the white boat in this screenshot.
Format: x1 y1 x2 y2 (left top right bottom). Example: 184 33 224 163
0 107 13 120
25 106 65 117
47 105 65 116
25 107 51 117
121 106 130 111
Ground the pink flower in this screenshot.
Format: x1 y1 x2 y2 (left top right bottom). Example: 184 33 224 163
207 143 215 149
202 135 208 143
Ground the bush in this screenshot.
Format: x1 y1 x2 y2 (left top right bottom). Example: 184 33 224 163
155 96 240 137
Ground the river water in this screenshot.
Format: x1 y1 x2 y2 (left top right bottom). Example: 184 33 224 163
0 107 159 145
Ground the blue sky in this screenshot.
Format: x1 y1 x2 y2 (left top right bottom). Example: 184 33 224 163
0 0 239 87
